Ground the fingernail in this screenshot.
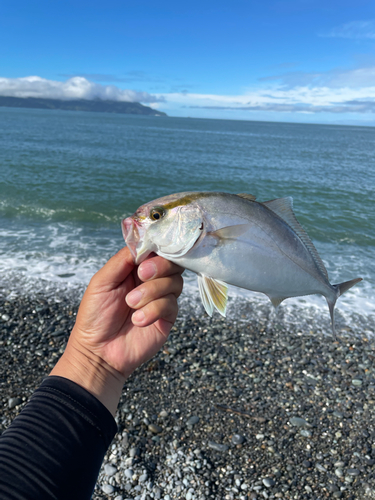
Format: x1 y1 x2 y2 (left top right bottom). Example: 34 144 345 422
132 309 145 323
126 290 143 307
138 260 156 281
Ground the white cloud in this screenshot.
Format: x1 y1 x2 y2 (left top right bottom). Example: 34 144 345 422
158 77 375 115
0 76 163 103
320 20 375 40
155 63 375 117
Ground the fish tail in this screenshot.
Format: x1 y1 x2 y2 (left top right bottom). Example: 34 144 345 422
326 277 363 339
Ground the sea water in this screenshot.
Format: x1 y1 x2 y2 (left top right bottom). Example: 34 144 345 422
0 107 374 335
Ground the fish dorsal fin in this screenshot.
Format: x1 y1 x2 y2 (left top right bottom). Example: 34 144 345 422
237 193 257 202
263 197 329 280
197 274 228 317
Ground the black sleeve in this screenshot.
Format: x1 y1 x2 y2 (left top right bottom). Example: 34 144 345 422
0 376 118 500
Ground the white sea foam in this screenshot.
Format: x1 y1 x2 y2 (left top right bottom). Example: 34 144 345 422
0 221 373 336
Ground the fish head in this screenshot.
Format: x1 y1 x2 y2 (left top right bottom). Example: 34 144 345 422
122 192 205 264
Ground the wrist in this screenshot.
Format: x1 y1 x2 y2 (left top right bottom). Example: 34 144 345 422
50 335 126 417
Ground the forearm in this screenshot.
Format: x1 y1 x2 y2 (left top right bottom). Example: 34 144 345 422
50 334 126 416
0 376 117 500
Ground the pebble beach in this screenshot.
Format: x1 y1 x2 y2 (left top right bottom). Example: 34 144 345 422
1 292 374 500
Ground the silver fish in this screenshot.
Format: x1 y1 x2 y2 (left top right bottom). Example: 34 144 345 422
122 191 362 336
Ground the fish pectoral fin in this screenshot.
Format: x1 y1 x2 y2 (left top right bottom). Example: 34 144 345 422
197 274 228 317
209 224 251 241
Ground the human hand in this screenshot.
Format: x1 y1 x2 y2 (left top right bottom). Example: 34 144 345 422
51 247 184 414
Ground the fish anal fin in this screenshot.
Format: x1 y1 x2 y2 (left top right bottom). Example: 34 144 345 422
263 197 329 281
269 296 286 308
237 193 257 202
210 224 250 241
197 274 228 317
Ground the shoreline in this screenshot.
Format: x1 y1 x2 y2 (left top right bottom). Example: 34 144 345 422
1 294 374 499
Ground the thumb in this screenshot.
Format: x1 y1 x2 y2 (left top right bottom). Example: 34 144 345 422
91 247 135 291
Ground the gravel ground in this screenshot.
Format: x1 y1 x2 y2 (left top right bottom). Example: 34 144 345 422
0 294 375 499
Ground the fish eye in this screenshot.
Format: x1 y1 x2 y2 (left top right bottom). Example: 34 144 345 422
150 207 165 221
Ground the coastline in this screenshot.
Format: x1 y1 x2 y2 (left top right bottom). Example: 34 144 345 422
1 294 374 499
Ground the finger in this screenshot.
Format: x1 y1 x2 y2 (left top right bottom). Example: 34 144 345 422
125 275 184 309
138 255 184 282
131 294 179 328
91 247 135 290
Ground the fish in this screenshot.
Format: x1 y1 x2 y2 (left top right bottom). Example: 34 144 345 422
122 191 362 336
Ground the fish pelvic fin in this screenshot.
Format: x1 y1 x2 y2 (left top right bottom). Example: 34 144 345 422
197 274 228 317
326 277 363 339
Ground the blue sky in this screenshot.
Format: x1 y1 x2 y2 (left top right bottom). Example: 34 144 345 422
1 0 375 125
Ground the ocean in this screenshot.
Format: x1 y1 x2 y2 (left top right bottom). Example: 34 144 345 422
0 107 374 336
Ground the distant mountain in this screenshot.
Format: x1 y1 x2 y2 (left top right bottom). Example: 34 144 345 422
0 96 167 116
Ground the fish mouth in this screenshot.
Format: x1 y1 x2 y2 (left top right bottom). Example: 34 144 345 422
122 217 151 264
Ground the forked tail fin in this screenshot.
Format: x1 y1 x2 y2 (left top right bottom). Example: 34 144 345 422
326 277 363 339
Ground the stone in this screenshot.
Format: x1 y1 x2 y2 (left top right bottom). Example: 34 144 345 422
101 484 115 494
208 441 229 452
187 416 200 426
347 468 360 476
104 464 117 476
290 417 311 427
124 468 133 479
262 477 275 488
8 397 22 409
231 434 245 445
148 423 162 434
352 379 363 386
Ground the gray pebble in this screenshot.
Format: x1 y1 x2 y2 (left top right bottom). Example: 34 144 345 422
300 429 312 437
335 469 344 477
1 314 10 321
148 423 162 434
334 461 345 468
8 397 22 409
104 464 117 476
139 473 148 482
186 415 200 426
262 477 275 488
231 434 245 445
290 417 311 427
316 463 327 472
352 379 363 386
347 468 360 476
125 468 133 479
208 441 229 452
101 484 115 494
